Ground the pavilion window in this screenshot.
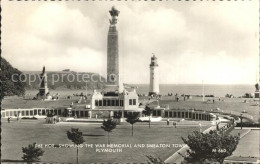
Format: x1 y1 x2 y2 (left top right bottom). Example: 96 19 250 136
54 109 58 115
26 110 29 116
21 111 25 116
42 109 46 115
34 109 37 115
38 109 42 115
192 113 195 119
2 112 5 117
165 111 168 117
158 110 161 116
6 111 9 117
129 99 132 105
58 110 61 115
99 100 102 106
14 111 17 116
116 100 119 106
30 110 34 116
124 111 127 118
133 99 136 105
112 100 115 106
80 111 84 117
185 112 188 118
153 110 156 116
85 111 88 117
173 112 176 117
95 100 98 106
103 100 107 106
169 111 172 117
10 111 13 116
182 112 185 118
107 100 111 106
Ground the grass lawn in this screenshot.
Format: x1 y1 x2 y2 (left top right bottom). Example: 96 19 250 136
229 129 250 137
231 130 260 158
1 119 210 163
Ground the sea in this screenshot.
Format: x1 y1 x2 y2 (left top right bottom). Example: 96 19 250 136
133 84 256 97
25 84 256 98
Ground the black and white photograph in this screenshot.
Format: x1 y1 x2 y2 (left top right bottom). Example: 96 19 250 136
1 0 259 163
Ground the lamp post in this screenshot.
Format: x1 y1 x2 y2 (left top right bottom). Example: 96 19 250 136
240 114 243 130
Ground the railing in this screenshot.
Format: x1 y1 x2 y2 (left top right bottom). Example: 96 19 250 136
218 122 235 135
229 111 253 120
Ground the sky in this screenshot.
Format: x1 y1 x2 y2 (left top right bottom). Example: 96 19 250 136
2 1 259 84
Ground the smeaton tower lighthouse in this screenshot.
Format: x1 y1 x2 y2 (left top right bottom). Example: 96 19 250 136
107 6 120 86
149 54 160 96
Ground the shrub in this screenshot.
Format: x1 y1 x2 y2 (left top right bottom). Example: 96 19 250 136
22 143 44 163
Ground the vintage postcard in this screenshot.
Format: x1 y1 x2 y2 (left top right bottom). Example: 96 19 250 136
1 0 259 163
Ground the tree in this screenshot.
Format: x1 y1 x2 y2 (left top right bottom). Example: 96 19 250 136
1 58 26 98
22 143 44 163
67 128 85 164
143 105 153 128
181 130 239 164
146 155 166 164
126 112 139 136
101 119 117 144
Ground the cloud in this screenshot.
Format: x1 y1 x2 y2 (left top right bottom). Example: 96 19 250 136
27 3 104 50
2 1 258 84
190 1 258 34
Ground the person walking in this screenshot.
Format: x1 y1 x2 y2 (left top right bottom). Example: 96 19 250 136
7 117 10 123
173 121 177 128
167 119 169 125
199 122 202 132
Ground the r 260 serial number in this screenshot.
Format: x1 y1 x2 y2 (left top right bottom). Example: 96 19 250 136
212 149 226 153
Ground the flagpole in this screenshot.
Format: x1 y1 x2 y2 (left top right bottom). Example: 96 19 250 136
202 80 205 102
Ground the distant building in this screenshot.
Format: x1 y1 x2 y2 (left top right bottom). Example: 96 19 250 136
149 55 159 96
62 69 70 72
89 89 142 118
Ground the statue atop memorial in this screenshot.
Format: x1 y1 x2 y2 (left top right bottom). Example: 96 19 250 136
40 66 46 88
109 6 120 26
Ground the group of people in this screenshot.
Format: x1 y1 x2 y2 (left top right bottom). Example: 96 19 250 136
7 114 21 123
166 119 177 128
46 112 61 124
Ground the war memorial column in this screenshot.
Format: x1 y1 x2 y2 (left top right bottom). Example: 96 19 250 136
107 6 120 85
